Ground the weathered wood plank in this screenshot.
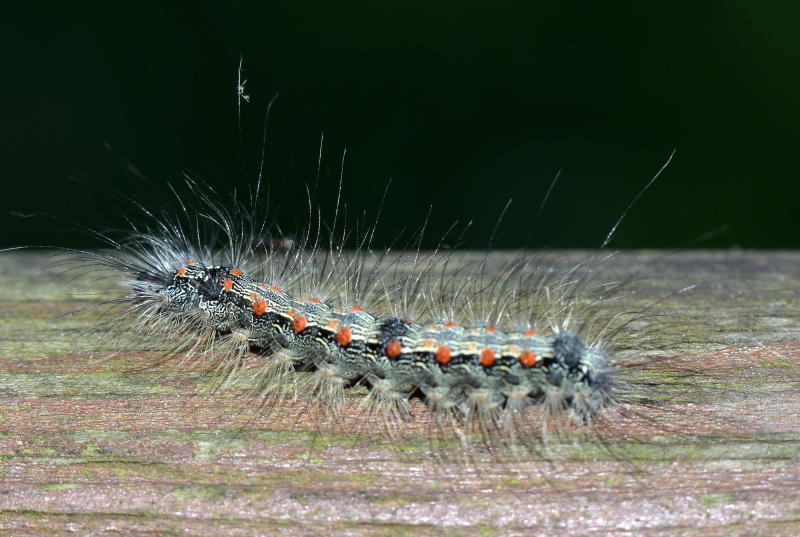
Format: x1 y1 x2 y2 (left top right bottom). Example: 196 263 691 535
0 250 798 536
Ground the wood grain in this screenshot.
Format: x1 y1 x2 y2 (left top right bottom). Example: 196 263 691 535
0 250 798 536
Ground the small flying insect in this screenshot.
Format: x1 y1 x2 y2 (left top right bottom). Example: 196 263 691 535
237 56 250 105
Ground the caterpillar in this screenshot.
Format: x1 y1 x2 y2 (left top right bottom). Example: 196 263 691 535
47 144 682 459
15 60 689 457
3 60 797 537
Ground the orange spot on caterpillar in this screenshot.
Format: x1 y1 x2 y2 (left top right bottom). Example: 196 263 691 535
386 340 402 358
436 345 451 364
425 340 435 349
270 285 282 293
403 316 414 323
524 330 539 337
230 269 243 276
519 350 537 367
328 320 340 330
252 300 267 316
480 348 496 367
485 326 498 334
258 283 268 290
249 293 258 301
286 309 297 317
444 322 458 329
336 327 352 346
186 260 198 265
338 307 347 313
350 305 365 312
468 343 477 352
177 267 187 277
293 315 308 333
310 298 323 305
223 279 233 292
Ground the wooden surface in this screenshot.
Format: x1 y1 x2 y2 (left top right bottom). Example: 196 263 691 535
0 250 799 536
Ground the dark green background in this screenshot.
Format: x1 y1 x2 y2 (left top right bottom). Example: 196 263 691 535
2 2 799 249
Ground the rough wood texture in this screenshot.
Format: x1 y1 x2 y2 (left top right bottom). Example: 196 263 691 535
0 250 798 536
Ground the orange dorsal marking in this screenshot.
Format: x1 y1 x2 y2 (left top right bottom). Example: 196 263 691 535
386 340 402 358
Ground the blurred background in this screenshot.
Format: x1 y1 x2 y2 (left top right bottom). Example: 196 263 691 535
1 1 799 249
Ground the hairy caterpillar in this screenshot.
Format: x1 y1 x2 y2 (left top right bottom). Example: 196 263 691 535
6 59 696 457
2 59 797 537
39 136 686 461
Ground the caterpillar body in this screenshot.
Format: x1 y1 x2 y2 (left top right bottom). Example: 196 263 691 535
35 62 680 453
58 165 673 457
147 259 607 422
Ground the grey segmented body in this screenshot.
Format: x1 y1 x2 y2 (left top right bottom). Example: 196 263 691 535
51 170 636 445
136 259 616 430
